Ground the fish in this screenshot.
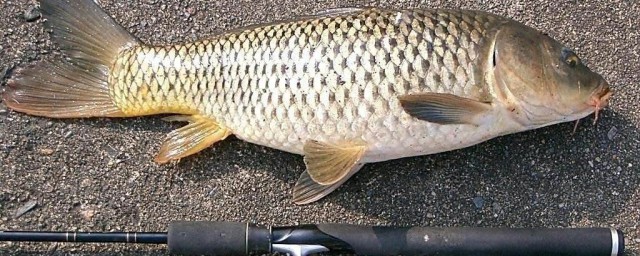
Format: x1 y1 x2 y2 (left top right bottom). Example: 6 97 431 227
1 0 613 204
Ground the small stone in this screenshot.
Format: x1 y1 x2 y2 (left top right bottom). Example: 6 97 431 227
47 243 58 253
39 148 54 156
105 145 122 158
128 171 140 183
23 5 41 22
14 200 38 218
472 196 484 209
80 208 96 221
207 188 217 197
80 178 92 187
607 126 618 140
0 66 8 79
426 213 435 218
185 7 196 17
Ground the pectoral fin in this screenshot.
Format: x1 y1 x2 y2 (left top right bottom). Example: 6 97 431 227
303 140 366 185
155 115 231 163
398 93 493 125
293 163 364 205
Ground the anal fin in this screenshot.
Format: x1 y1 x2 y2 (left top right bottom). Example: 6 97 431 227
303 140 366 185
155 115 231 163
291 140 367 204
293 163 364 205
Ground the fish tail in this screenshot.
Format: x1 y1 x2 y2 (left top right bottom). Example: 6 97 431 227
2 0 140 118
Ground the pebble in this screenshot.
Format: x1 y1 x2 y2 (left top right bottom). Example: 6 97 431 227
492 202 502 212
607 126 618 140
14 200 38 218
0 66 8 79
105 145 122 158
472 196 485 209
39 148 55 156
23 5 41 22
46 244 58 253
80 208 97 221
185 7 196 18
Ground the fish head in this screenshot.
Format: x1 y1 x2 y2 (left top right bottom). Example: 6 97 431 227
492 22 612 128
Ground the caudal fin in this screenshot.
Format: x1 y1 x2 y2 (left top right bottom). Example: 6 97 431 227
2 0 140 118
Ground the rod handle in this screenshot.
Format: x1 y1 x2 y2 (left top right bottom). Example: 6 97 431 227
167 221 269 255
316 225 624 256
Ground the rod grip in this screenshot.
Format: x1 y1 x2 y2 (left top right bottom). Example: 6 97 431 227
316 224 624 256
167 221 270 255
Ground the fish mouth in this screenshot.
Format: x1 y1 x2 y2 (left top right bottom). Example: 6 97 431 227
588 80 613 123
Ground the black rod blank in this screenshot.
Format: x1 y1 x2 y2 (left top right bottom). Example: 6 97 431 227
0 231 167 244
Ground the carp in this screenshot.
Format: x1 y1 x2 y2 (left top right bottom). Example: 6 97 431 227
2 0 612 204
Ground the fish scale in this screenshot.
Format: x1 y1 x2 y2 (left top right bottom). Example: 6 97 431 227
110 8 501 160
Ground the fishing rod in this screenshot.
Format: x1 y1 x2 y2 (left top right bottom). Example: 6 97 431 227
0 221 624 256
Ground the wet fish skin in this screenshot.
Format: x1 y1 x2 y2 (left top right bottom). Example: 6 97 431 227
2 0 611 204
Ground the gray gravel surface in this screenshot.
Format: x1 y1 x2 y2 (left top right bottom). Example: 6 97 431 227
1 0 639 255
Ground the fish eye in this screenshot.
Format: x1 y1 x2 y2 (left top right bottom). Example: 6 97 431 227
566 54 579 68
561 48 580 68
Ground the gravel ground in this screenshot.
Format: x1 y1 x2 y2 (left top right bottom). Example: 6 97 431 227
1 0 639 255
